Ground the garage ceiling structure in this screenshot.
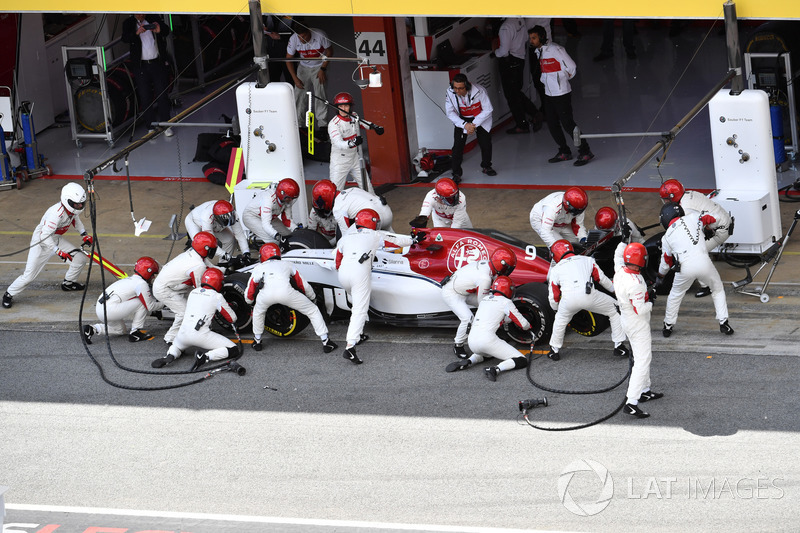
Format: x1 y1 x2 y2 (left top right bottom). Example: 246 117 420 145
4 0 800 17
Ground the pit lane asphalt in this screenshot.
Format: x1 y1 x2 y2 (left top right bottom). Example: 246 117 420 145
2 180 800 531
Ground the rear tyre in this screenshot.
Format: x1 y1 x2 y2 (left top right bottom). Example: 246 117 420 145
568 310 610 337
506 283 554 347
287 228 334 250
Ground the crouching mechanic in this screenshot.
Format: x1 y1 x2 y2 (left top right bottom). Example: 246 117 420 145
184 200 250 262
3 182 91 309
445 276 531 382
335 209 421 364
546 240 629 361
246 243 337 353
83 257 165 344
332 186 394 235
307 179 338 245
152 268 240 370
242 178 300 250
660 178 733 298
614 241 663 418
152 231 217 348
410 177 472 229
657 202 734 338
441 246 516 358
327 92 375 193
529 187 588 248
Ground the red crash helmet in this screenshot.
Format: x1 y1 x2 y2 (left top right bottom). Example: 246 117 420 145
435 178 459 207
623 242 647 269
491 276 515 299
212 200 236 227
355 208 380 230
200 268 224 292
562 187 588 216
259 242 281 262
191 231 218 258
276 178 300 206
312 179 337 216
659 179 685 203
550 239 574 263
133 256 159 282
333 92 354 106
594 207 618 231
490 246 516 276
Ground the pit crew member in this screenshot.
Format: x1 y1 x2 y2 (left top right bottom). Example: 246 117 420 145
327 92 374 193
332 186 394 235
242 178 300 250
529 187 588 249
307 179 338 245
410 177 472 229
184 199 250 261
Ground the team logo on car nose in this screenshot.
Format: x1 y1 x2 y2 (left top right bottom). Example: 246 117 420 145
447 237 489 272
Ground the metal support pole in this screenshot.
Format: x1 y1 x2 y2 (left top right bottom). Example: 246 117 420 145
249 0 270 88
724 0 744 95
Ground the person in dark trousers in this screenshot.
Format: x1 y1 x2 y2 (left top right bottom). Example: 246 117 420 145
494 17 542 134
528 25 594 167
263 15 292 83
444 73 496 182
122 14 173 136
594 19 637 61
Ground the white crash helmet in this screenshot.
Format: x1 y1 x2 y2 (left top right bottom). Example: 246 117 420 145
61 182 87 215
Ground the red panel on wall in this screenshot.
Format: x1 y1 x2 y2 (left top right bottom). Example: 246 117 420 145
0 14 19 88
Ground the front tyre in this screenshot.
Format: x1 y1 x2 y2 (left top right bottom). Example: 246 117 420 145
507 283 554 347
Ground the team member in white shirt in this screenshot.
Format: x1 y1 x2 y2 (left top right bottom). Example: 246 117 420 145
286 26 333 127
184 199 250 260
327 92 374 192
307 179 338 245
411 177 472 229
332 187 394 235
242 178 300 249
529 188 589 248
444 73 496 181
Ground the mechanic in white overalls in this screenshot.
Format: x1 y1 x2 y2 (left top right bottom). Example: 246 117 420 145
660 178 733 298
83 256 165 344
152 268 239 371
441 247 517 358
613 241 663 419
411 177 473 229
335 209 420 364
184 199 250 260
245 242 337 354
529 187 589 248
307 179 338 245
242 178 300 249
332 187 394 235
327 92 373 193
3 182 91 309
152 231 217 353
545 239 629 361
445 276 532 382
594 206 645 244
656 202 734 338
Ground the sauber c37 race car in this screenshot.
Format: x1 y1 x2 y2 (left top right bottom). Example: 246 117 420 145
219 227 631 346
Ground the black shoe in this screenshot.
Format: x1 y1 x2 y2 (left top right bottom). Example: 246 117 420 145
451 173 462 184
190 351 209 371
720 320 734 335
613 344 630 358
639 390 664 402
481 166 497 176
61 280 85 292
531 112 544 132
547 349 560 361
151 354 175 368
484 366 499 382
453 344 468 359
322 339 338 353
695 286 712 298
446 359 472 373
253 340 263 351
128 329 154 342
506 126 529 135
548 152 572 163
356 334 369 346
624 403 650 418
343 347 362 364
82 325 94 345
2 291 12 309
573 152 595 166
593 52 613 62
662 322 674 338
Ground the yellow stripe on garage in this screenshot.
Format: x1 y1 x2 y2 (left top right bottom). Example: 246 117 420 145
8 0 800 19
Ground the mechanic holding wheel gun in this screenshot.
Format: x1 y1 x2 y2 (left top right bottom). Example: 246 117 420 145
445 276 532 382
3 183 90 309
184 200 251 263
410 177 472 230
529 187 589 249
613 240 663 419
242 178 301 252
335 209 422 364
328 91 383 193
245 243 337 354
152 268 240 371
441 246 516 359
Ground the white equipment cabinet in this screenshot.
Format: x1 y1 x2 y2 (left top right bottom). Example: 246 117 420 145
233 81 308 227
708 88 782 254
